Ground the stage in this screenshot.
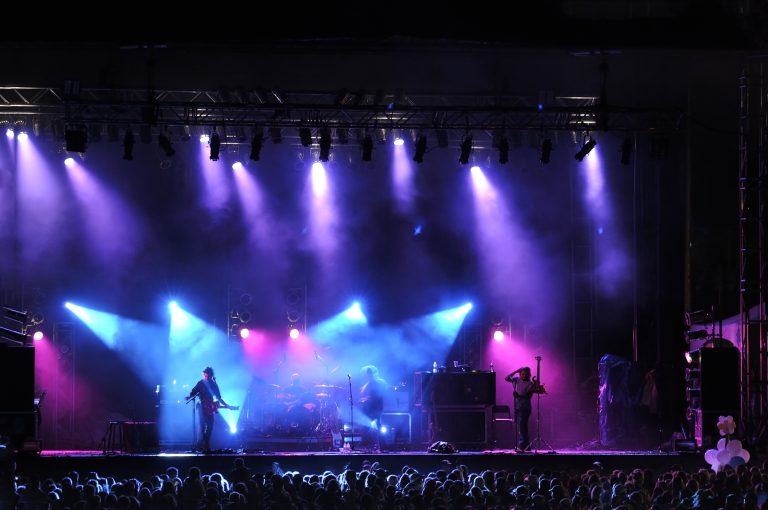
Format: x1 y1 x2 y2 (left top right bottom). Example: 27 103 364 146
14 448 709 481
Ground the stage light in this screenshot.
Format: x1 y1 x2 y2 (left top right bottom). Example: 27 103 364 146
64 157 75 166
123 130 134 160
498 135 509 164
299 127 312 147
158 133 175 157
361 133 373 161
319 129 331 161
232 161 244 171
250 129 264 161
393 135 405 146
5 128 14 139
574 136 596 161
199 134 210 143
65 125 87 153
493 329 505 342
620 137 633 165
459 135 472 164
32 331 44 342
540 138 552 164
209 131 221 161
239 327 250 339
17 131 28 141
413 134 427 163
289 327 300 339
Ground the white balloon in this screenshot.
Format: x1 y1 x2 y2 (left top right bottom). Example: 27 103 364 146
716 449 732 465
705 449 718 464
727 439 742 454
711 462 721 473
717 438 728 451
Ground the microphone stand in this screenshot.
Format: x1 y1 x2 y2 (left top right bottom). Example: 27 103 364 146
186 395 198 452
347 374 355 451
526 356 555 453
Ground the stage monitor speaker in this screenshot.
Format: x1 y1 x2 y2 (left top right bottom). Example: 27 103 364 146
426 407 489 445
122 421 159 453
0 346 34 412
414 372 495 408
699 347 740 412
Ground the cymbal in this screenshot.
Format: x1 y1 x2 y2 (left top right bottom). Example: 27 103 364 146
314 384 341 389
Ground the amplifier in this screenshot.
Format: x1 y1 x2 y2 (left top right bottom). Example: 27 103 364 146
413 371 495 408
381 412 411 444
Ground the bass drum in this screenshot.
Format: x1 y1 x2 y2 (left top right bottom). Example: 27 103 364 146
286 404 314 436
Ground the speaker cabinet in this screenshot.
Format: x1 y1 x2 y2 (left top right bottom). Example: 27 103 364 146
122 422 159 453
414 372 495 408
0 346 34 412
694 347 740 448
419 407 489 446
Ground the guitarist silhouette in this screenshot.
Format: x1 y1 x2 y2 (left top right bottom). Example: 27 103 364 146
187 367 234 453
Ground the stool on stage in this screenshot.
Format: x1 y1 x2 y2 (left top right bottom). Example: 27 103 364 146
103 421 159 454
104 421 126 455
491 405 515 449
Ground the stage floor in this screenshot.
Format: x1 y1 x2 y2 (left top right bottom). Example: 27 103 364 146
15 448 709 480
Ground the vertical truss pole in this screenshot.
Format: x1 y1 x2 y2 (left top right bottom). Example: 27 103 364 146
739 63 768 442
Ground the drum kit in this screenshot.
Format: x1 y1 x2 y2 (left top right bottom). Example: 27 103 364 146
259 382 342 436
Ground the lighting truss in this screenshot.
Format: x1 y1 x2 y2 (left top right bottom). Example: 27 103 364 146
0 86 683 148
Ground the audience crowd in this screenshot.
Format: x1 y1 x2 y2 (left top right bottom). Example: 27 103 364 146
5 455 768 510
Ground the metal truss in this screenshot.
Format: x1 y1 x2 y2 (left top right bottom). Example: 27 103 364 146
739 61 768 445
0 86 683 143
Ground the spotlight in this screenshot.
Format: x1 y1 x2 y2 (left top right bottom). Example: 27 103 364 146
64 125 87 153
299 127 312 147
250 130 264 161
459 135 472 164
158 133 175 157
361 133 373 161
289 327 300 339
319 129 331 162
540 138 552 164
620 137 633 165
210 131 221 161
498 136 509 164
123 130 134 160
574 136 596 161
413 134 427 163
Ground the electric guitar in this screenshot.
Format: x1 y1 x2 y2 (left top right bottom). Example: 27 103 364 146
196 400 239 415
